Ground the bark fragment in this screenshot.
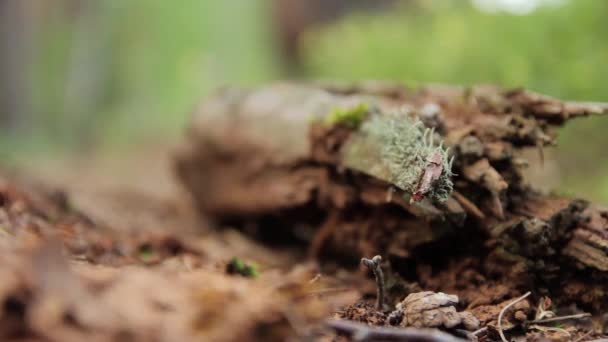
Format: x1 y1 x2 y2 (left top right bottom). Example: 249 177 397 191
563 206 608 271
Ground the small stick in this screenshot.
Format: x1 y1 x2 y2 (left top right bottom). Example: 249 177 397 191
529 325 571 338
529 313 591 324
572 330 593 342
325 319 467 342
498 291 531 342
307 287 352 295
361 255 385 310
452 191 486 220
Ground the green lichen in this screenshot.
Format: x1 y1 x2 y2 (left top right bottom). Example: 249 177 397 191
360 110 454 203
226 257 259 278
324 103 369 128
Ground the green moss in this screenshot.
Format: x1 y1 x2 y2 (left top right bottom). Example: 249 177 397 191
137 244 156 263
360 111 454 203
226 257 259 278
324 103 369 128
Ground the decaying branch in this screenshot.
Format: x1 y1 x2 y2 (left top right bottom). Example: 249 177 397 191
175 81 608 312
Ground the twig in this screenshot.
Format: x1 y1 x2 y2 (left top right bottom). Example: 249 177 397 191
529 325 571 339
452 191 486 219
325 319 467 342
498 291 531 342
361 255 385 310
307 287 352 295
529 313 591 324
572 330 593 342
480 302 591 342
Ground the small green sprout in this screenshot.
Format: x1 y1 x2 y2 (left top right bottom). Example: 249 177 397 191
138 244 156 263
226 257 259 278
324 103 369 128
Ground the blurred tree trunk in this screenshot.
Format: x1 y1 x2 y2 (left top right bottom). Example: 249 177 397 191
0 0 33 134
271 0 399 75
62 0 107 151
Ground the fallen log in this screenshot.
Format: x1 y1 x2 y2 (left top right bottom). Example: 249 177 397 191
175 82 608 311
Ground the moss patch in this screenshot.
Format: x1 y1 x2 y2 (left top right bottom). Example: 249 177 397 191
226 257 259 278
324 103 369 128
137 244 157 264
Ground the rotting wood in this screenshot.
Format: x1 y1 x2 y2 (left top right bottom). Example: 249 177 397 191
175 81 608 312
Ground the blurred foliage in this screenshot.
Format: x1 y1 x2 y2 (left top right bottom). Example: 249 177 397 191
2 0 607 202
301 0 608 202
11 0 277 156
303 0 607 100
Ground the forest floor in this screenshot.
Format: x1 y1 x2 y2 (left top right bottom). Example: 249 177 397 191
1 84 607 342
1 145 365 342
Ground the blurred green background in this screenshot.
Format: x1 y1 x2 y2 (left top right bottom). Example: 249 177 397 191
0 0 606 202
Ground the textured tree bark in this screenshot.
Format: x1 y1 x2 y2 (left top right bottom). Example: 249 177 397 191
175 81 608 310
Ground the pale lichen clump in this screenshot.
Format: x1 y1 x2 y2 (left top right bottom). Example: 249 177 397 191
361 110 454 203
